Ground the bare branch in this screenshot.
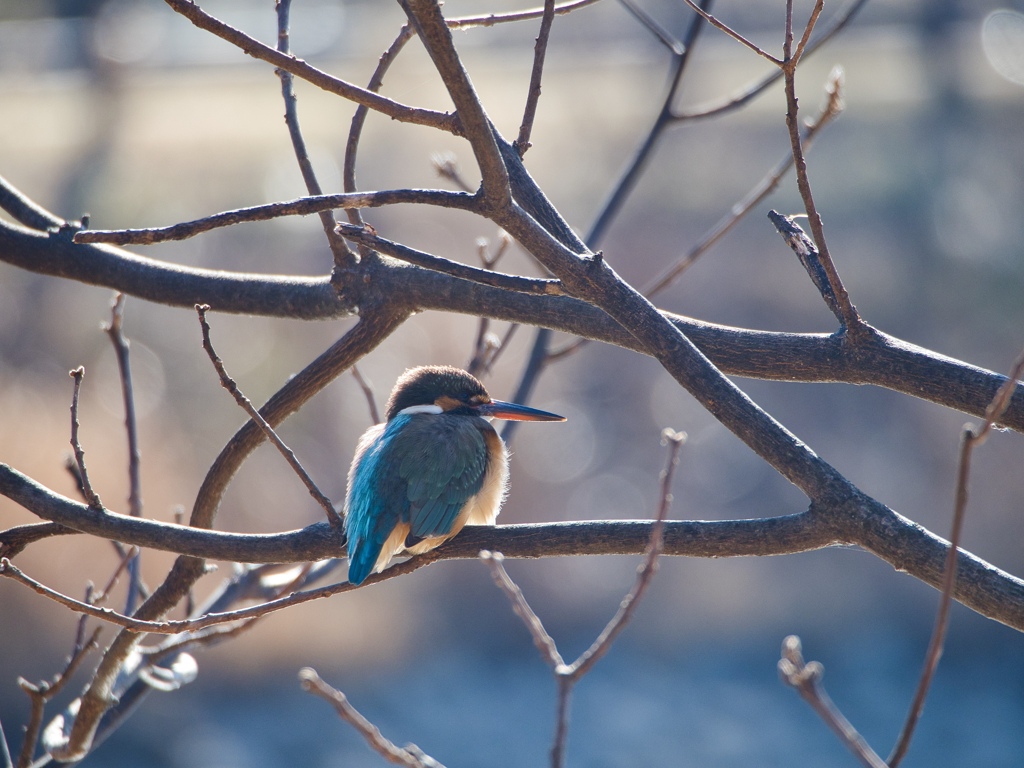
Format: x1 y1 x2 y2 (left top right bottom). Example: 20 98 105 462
336 223 564 296
7 460 1024 633
351 366 382 425
0 173 63 231
680 0 782 64
447 0 601 30
0 552 438 635
619 0 685 55
104 294 144 614
768 211 844 323
401 0 511 207
162 0 460 134
196 305 341 528
73 189 480 246
587 0 710 247
778 636 887 768
68 368 102 511
568 428 685 678
274 0 354 269
14 627 101 768
6 214 1024 440
515 0 556 156
780 13 863 336
480 551 564 669
792 0 825 65
0 522 76 560
299 669 444 768
645 70 843 298
671 0 867 122
888 349 1024 767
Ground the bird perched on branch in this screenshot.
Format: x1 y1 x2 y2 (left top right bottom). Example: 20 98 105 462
344 365 565 585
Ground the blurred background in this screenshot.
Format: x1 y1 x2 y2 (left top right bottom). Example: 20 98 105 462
2 0 1024 765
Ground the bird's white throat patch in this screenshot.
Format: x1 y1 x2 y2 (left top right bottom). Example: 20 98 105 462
398 403 444 416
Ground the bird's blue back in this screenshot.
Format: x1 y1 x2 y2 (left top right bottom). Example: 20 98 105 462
345 412 490 585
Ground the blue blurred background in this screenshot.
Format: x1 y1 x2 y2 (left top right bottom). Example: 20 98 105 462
3 0 1024 765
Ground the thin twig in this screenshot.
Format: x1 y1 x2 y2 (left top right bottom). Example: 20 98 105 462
780 0 863 336
553 429 685 767
344 26 415 229
0 551 442 634
432 152 475 193
483 430 686 768
351 366 382 425
480 551 564 669
618 0 685 55
515 0 556 156
14 627 101 768
672 0 867 122
505 0 712 440
91 547 140 608
104 294 144 614
793 0 825 64
68 368 102 510
467 235 515 376
73 189 479 246
778 636 887 768
275 0 354 269
162 0 460 134
299 669 444 768
587 0 710 248
887 349 1024 767
568 428 685 678
643 70 843 299
335 223 564 296
467 322 496 377
680 0 781 64
480 323 519 377
447 0 600 30
0 718 12 768
196 305 341 527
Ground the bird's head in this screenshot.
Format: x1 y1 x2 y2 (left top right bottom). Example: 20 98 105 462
384 365 565 423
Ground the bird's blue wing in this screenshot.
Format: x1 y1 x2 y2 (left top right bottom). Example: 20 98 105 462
345 414 489 585
393 414 489 539
345 422 412 585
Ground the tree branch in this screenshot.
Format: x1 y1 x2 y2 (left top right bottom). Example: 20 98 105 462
6 462 1024 633
73 190 480 246
162 0 460 134
3 216 1023 432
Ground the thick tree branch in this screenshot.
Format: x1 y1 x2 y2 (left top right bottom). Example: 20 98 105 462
5 463 1024 633
402 0 511 207
2 216 1023 431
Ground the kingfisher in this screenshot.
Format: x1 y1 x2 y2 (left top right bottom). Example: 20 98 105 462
343 365 565 585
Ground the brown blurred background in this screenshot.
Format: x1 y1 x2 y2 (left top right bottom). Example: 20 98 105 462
2 0 1024 765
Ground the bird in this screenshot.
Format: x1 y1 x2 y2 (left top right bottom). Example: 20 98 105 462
343 365 565 585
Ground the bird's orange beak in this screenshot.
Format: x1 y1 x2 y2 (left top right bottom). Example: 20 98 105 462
478 399 565 422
